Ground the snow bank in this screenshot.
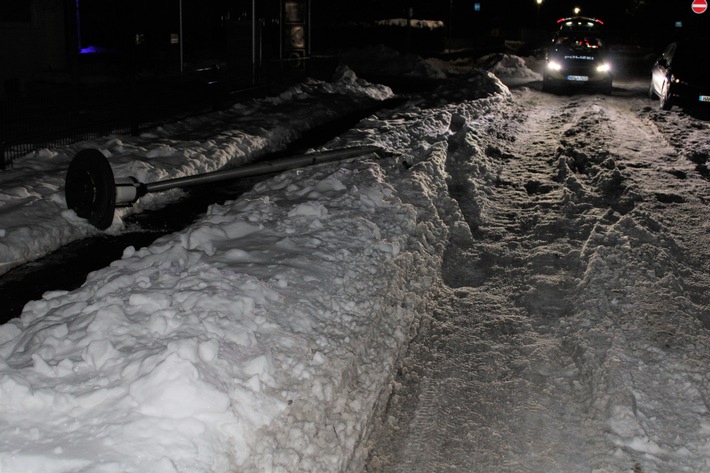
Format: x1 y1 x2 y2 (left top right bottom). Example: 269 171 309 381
0 63 510 471
0 152 449 471
477 53 542 81
0 74 393 276
339 45 447 80
375 19 445 30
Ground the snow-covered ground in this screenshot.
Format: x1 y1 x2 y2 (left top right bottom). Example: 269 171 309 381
0 66 393 277
364 85 710 473
1 47 710 473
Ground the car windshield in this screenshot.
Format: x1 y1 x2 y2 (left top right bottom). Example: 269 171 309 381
554 36 603 49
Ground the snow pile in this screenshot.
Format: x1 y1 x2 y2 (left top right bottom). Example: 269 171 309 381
0 73 393 276
339 45 447 80
432 69 512 104
477 53 542 81
4 44 708 473
375 19 446 30
423 53 543 86
0 62 509 471
330 65 394 100
0 154 446 472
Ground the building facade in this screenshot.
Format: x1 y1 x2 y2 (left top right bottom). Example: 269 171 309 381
1 0 310 99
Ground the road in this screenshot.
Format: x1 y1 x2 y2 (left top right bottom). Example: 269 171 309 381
364 80 710 472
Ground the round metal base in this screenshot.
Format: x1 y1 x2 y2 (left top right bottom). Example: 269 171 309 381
65 149 116 230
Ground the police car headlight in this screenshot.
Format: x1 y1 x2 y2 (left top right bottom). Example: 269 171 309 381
596 63 611 73
548 61 562 71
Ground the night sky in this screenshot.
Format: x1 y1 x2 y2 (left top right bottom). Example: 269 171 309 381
323 0 702 24
314 0 708 45
61 0 710 75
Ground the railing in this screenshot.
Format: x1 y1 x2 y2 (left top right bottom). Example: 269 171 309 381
1 85 131 168
1 67 270 170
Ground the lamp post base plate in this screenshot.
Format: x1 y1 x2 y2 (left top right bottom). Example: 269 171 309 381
65 149 116 230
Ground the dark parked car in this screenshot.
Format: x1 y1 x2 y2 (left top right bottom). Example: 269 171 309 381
543 32 613 93
649 42 710 110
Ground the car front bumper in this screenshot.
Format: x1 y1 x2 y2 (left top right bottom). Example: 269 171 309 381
669 82 710 107
544 69 612 89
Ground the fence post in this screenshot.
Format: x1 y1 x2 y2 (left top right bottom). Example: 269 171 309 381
130 91 139 137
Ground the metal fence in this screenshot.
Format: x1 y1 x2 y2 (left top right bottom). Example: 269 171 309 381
0 68 269 170
1 85 131 168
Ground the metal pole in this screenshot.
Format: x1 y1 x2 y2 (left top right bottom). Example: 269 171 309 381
252 0 256 84
0 142 6 170
144 146 382 194
66 146 383 230
179 0 184 74
279 0 283 67
75 0 82 50
449 0 453 42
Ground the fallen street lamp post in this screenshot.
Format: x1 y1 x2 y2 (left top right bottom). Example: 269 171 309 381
65 145 383 230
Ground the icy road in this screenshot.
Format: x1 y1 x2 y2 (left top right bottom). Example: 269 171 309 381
365 81 710 472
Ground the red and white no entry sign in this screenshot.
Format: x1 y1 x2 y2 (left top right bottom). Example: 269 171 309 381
692 0 707 14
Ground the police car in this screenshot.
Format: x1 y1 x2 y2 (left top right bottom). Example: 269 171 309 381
542 18 612 93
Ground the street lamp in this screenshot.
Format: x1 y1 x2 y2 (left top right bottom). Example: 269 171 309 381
536 0 543 28
574 7 581 15
449 0 453 41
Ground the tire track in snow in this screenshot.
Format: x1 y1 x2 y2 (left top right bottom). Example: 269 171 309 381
368 94 623 472
559 98 710 472
366 90 710 472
